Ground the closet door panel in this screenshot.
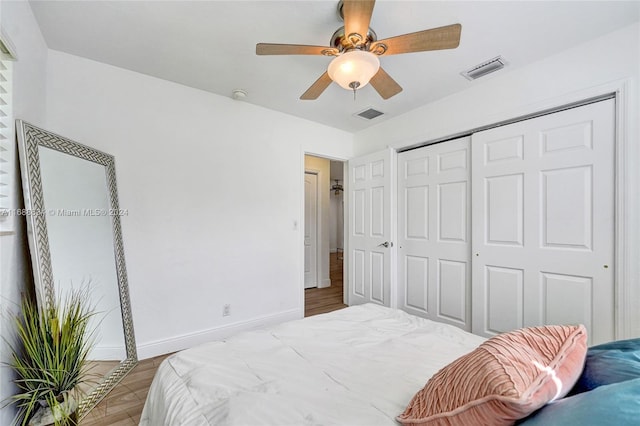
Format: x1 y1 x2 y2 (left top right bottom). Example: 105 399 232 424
405 186 429 240
542 272 592 332
405 255 429 312
438 259 467 323
486 265 524 334
541 166 592 249
398 137 471 330
438 181 467 242
472 99 615 344
485 173 524 246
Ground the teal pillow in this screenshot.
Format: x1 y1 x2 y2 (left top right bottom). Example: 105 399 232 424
571 337 640 394
518 378 640 425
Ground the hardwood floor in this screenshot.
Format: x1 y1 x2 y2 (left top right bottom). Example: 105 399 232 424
79 252 346 424
80 354 169 425
305 251 348 317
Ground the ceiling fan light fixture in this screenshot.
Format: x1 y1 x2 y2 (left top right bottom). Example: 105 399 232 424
327 50 380 91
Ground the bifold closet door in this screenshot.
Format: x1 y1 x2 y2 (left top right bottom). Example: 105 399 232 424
471 99 615 344
397 137 471 330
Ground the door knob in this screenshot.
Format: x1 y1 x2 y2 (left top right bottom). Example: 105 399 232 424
378 241 392 248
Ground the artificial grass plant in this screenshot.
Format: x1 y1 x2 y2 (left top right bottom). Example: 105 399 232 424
6 287 97 426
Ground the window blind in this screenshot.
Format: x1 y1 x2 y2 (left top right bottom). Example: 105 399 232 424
0 57 13 231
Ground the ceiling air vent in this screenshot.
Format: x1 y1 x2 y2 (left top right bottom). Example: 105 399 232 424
461 56 508 81
355 107 384 120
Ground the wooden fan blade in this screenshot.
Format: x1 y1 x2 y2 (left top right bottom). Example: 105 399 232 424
373 24 462 56
256 43 338 56
343 0 376 45
369 67 402 100
300 72 333 100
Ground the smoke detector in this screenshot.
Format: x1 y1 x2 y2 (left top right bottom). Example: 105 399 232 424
231 89 247 101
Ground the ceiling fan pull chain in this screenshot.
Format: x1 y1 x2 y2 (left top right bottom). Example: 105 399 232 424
349 81 360 101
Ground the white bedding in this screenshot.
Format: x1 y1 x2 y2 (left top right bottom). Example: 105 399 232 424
139 304 485 425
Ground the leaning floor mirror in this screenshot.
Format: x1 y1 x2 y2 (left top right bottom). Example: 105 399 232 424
16 121 137 419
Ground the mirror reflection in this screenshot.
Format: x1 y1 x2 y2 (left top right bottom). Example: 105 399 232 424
39 146 127 361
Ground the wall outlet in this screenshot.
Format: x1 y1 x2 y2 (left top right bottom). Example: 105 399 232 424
222 304 231 317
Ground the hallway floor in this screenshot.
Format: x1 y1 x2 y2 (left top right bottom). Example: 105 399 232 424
305 251 347 317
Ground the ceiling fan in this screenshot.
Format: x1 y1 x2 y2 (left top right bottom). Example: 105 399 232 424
256 0 461 100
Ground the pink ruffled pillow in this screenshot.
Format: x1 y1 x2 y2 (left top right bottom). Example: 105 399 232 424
398 325 588 426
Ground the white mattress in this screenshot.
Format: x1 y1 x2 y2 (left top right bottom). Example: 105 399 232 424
139 304 485 426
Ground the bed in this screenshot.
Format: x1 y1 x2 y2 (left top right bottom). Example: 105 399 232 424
140 304 640 426
140 304 484 425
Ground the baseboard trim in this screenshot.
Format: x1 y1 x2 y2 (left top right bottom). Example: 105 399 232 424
136 308 301 360
89 346 127 361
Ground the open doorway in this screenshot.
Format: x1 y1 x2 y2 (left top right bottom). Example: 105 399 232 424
304 155 347 317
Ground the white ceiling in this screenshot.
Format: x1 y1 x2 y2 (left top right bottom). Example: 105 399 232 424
30 1 639 133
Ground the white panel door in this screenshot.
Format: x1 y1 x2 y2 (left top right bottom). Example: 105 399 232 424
472 99 615 344
348 148 394 306
304 172 318 289
397 137 471 330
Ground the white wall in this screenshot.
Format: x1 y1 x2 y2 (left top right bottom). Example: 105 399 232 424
329 161 344 252
0 1 48 424
304 155 331 288
329 190 343 252
44 50 354 358
354 23 640 338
